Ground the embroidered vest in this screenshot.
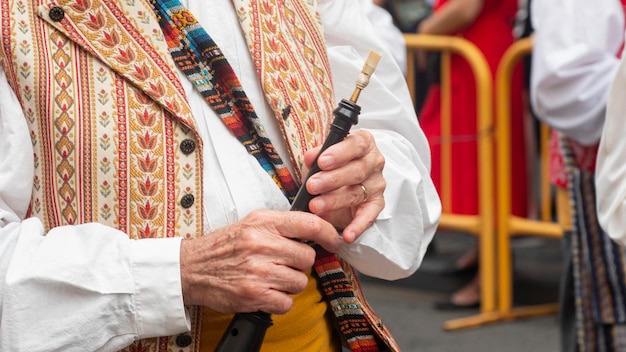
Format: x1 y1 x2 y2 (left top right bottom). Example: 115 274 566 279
1 0 205 350
0 0 398 351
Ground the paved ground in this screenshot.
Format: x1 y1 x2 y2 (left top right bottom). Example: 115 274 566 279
359 231 563 352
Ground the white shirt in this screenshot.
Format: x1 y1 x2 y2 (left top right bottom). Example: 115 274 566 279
0 0 441 351
530 0 624 146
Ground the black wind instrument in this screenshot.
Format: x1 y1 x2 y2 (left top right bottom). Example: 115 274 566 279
214 50 382 352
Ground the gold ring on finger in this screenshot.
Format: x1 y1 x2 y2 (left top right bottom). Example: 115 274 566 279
360 183 369 202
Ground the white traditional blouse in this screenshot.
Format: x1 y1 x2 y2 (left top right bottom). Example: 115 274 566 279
530 0 624 146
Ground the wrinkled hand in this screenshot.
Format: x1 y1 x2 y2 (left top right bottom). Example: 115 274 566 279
302 130 386 243
180 209 341 314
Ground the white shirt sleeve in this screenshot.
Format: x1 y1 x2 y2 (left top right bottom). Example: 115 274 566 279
596 50 626 246
530 0 624 146
0 69 189 351
319 0 441 280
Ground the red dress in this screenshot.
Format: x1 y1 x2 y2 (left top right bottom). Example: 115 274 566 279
419 0 528 216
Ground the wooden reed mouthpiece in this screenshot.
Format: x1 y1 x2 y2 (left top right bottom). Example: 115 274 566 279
349 50 382 103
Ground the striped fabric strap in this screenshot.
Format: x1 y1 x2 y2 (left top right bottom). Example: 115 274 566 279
314 247 382 351
151 0 299 201
149 1 382 350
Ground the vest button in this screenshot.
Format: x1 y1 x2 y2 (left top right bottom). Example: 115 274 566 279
180 194 195 209
175 334 192 347
49 6 65 22
180 139 196 155
281 105 292 120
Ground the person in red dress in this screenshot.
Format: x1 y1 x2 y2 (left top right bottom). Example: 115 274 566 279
417 0 528 308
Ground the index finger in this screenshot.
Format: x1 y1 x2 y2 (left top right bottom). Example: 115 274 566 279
276 211 342 253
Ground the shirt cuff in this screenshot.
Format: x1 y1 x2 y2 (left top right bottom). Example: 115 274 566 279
130 237 190 339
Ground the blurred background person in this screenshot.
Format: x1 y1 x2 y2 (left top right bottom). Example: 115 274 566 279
532 0 626 350
374 0 434 33
363 0 408 74
374 0 435 111
417 0 528 309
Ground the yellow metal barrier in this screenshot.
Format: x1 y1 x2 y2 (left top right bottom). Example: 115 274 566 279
404 34 500 329
495 37 570 321
405 35 570 330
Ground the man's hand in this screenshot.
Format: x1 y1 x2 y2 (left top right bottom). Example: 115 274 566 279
302 130 386 244
179 209 341 314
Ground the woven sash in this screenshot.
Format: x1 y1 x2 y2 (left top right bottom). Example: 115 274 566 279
152 0 299 201
149 1 382 351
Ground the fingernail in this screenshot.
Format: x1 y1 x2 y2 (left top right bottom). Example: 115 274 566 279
308 178 321 194
312 198 325 213
317 155 334 168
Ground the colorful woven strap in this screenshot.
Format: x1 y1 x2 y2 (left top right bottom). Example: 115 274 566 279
313 247 382 351
149 1 382 350
151 0 299 201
